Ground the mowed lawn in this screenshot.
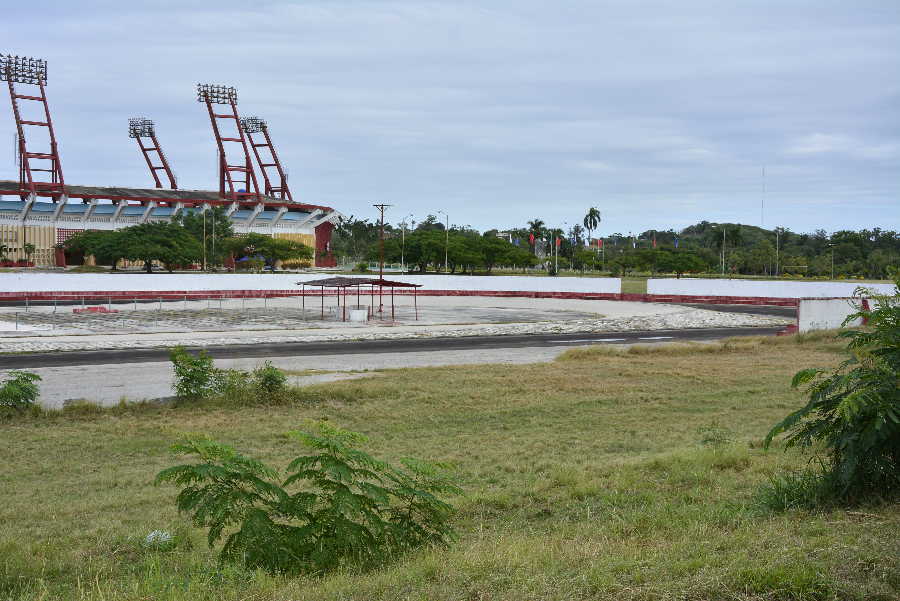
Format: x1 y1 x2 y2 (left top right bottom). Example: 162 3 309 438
1 335 898 601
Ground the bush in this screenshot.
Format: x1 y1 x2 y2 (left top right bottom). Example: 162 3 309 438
281 258 312 269
765 280 900 502
170 347 220 400
355 262 369 272
236 259 264 272
0 371 41 410
252 361 287 398
169 348 291 404
155 421 461 574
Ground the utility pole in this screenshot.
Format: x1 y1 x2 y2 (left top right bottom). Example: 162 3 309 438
373 203 392 312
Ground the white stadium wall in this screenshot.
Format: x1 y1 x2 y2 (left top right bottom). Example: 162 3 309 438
797 298 866 333
0 273 622 294
647 278 895 299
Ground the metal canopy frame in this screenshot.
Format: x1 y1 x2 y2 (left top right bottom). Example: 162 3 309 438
298 277 421 322
128 117 177 189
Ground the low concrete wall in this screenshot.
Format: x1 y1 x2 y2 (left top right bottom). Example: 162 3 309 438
0 272 621 294
797 298 866 333
648 278 895 299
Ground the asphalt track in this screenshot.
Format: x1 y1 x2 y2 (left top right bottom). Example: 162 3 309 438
1 325 786 369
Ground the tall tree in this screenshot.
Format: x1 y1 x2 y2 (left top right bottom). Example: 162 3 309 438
176 206 234 268
119 222 203 273
583 207 601 243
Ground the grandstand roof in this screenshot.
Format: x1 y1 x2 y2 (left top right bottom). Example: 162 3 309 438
0 180 333 213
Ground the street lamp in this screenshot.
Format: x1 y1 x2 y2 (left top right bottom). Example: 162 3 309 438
774 227 781 277
400 213 413 273
827 243 835 280
437 210 449 273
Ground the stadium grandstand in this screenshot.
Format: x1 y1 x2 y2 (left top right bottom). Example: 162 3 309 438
0 55 341 267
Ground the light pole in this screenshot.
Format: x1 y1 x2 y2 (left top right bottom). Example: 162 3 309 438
437 210 449 272
828 243 835 279
774 227 781 277
400 213 412 273
202 208 207 271
720 225 726 276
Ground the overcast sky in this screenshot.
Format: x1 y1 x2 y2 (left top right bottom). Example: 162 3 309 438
3 1 898 235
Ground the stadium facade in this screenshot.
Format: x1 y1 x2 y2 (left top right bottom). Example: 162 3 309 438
0 55 341 268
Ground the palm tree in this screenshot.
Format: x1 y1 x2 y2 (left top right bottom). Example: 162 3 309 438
527 219 546 256
583 208 601 245
527 219 545 237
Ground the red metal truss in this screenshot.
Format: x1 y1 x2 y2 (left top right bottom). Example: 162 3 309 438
128 118 177 189
197 84 259 202
241 116 293 202
1 55 65 199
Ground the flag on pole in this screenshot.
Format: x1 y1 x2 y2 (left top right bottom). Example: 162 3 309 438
597 238 603 249
674 237 679 248
529 233 535 245
652 236 657 249
555 237 561 247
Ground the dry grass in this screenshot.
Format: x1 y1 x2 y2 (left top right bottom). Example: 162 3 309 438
0 334 897 600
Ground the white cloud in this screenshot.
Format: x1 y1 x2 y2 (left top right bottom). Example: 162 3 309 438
786 133 899 160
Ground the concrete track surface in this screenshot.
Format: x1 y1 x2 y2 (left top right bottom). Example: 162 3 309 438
4 326 783 408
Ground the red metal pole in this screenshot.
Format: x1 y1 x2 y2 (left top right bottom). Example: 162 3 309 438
149 131 177 189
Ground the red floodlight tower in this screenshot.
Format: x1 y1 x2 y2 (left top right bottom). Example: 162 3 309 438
1 54 65 199
128 117 177 189
196 83 259 201
241 116 294 202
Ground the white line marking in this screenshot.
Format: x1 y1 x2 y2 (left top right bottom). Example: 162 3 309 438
549 338 628 343
637 336 674 340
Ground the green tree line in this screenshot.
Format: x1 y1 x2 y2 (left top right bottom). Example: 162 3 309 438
63 208 312 272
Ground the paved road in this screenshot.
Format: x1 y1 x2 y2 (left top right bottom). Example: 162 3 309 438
2 325 785 369
675 303 796 318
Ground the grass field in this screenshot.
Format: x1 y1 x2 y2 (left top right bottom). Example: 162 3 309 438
1 335 898 600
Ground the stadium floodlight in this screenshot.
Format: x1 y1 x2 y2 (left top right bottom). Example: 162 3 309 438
197 83 237 104
128 117 155 138
240 116 267 134
0 54 48 84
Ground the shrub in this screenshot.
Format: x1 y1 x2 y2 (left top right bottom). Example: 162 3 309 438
765 280 900 502
0 371 41 410
170 346 220 400
169 348 291 404
155 421 461 574
252 361 287 398
281 258 312 269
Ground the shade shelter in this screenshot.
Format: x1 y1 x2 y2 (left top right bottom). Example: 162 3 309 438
297 276 422 321
365 278 422 321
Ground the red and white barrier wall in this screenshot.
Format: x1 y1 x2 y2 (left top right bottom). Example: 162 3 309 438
648 278 895 299
0 273 621 297
797 298 866 333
